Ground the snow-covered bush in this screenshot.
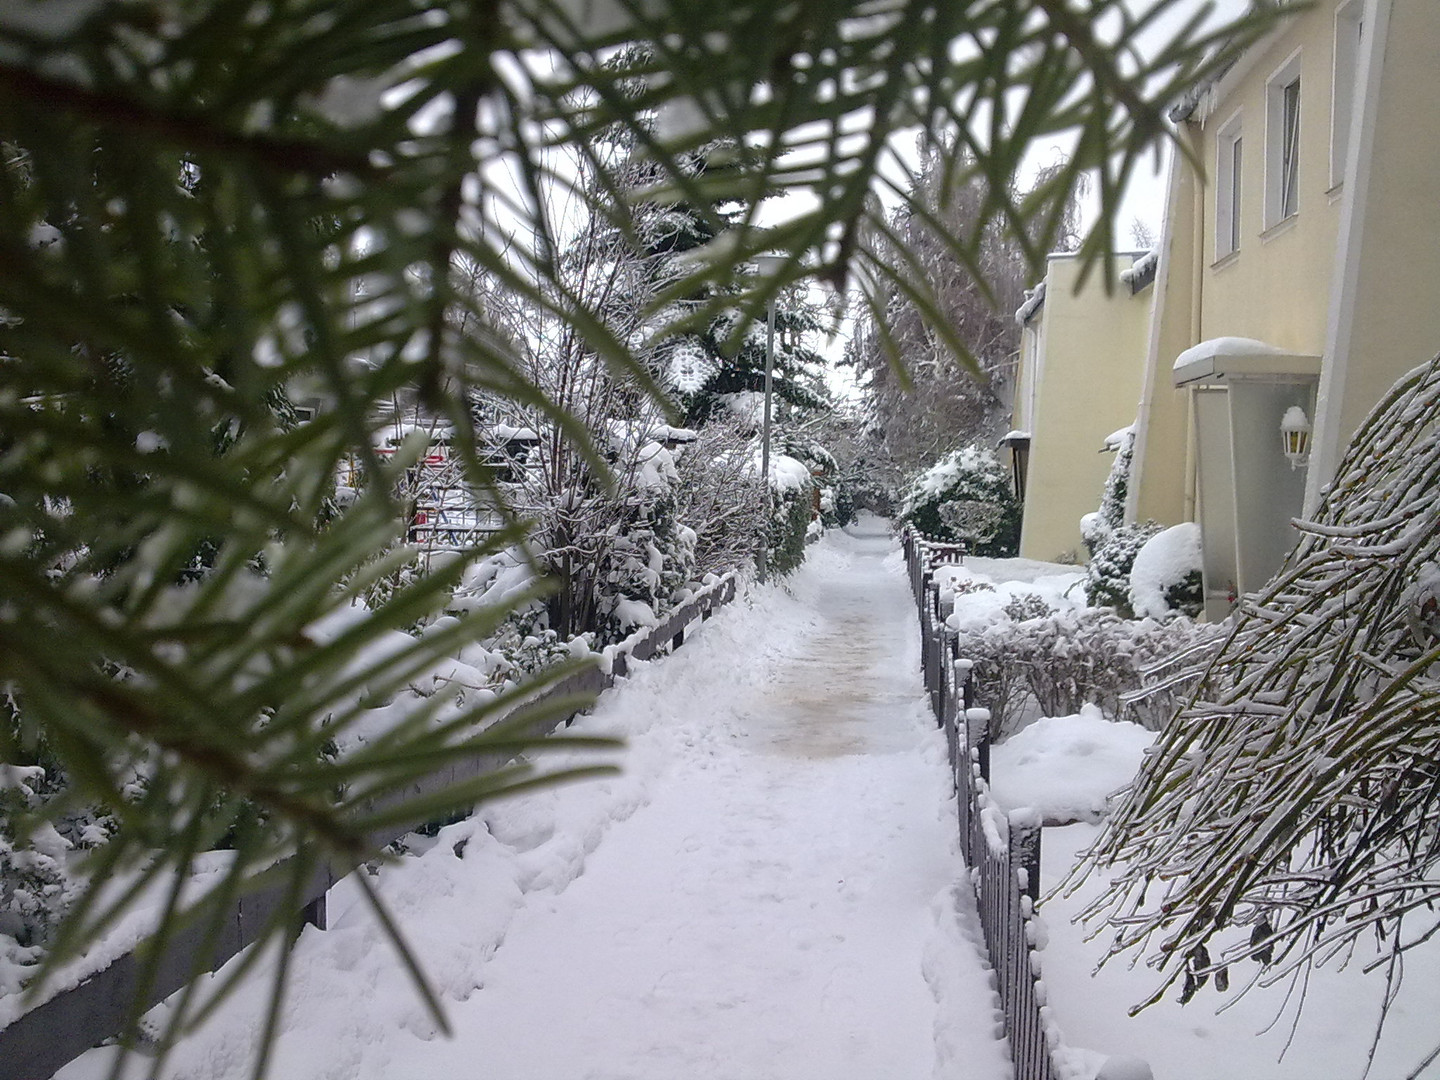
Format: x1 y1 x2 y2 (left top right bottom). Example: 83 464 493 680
594 442 697 642
899 446 1020 556
672 419 768 577
1084 521 1161 615
1128 522 1202 619
1084 354 1440 1036
953 605 1220 738
1096 426 1135 537
0 781 72 954
766 453 816 577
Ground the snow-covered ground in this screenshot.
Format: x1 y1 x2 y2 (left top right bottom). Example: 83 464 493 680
52 525 1440 1080
60 516 1011 1080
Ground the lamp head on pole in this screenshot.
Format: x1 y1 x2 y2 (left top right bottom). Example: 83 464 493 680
1280 404 1312 470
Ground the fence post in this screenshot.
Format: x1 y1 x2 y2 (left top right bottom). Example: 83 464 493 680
965 706 991 783
1008 811 1042 906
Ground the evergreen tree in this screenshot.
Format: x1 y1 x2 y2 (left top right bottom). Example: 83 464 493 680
0 0 1282 1068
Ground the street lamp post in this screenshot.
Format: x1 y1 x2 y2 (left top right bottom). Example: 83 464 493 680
754 255 784 585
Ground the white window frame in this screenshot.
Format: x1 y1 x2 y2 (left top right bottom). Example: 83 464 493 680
1215 111 1244 259
1330 0 1364 190
1265 49 1303 229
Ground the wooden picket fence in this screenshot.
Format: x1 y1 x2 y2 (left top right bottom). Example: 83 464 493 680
0 573 738 1080
903 528 1062 1080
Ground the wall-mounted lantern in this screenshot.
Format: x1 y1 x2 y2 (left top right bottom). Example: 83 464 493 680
1280 405 1312 470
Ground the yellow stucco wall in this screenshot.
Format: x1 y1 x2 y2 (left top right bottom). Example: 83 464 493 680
1194 8 1345 354
1018 255 1152 563
1130 138 1199 529
1133 0 1355 528
1314 0 1440 491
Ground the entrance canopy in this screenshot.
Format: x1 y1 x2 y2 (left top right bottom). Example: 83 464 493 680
1172 336 1320 387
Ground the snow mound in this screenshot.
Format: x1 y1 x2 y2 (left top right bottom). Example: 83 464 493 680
987 706 1155 824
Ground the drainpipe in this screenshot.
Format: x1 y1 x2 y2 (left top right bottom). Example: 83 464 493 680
1184 121 1205 522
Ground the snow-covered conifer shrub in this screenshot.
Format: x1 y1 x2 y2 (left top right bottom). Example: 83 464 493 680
1085 521 1161 615
1128 522 1203 620
819 482 856 529
0 757 75 995
898 446 1020 556
595 443 698 642
767 455 816 577
1079 425 1137 561
1096 427 1135 535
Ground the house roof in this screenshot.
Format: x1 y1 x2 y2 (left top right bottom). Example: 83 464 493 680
1168 4 1305 124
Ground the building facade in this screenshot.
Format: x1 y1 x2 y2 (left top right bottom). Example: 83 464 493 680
1011 252 1155 563
1124 0 1440 618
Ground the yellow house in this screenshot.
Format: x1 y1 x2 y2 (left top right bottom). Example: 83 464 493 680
1128 0 1440 619
1009 251 1155 563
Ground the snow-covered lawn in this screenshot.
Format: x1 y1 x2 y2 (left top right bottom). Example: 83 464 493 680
60 517 1011 1080
955 560 1440 1080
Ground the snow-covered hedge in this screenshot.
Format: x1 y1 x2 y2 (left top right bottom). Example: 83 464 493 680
899 446 1020 556
951 601 1221 737
766 452 816 577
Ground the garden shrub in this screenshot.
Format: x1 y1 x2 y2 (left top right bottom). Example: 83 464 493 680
768 484 814 576
899 446 1020 556
1129 522 1204 620
952 604 1223 739
1085 520 1161 615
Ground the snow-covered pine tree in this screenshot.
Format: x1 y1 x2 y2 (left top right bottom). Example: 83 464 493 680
0 0 1285 1068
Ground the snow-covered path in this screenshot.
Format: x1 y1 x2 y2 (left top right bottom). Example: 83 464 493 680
64 519 1012 1080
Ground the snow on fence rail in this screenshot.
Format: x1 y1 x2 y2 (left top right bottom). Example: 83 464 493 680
903 529 1062 1080
0 573 739 1080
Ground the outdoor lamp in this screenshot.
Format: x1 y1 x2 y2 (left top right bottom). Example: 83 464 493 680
1280 404 1311 469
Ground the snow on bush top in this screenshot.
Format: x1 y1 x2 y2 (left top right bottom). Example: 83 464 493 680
1128 522 1202 620
757 451 813 493
901 445 998 514
936 563 1085 631
987 705 1156 825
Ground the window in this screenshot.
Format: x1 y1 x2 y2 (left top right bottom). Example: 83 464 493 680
1216 113 1243 258
1331 0 1364 188
1265 51 1303 228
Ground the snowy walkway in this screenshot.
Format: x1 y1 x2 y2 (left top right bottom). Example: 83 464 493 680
64 519 1012 1080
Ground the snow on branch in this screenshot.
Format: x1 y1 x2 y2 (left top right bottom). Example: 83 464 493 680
1076 353 1440 1045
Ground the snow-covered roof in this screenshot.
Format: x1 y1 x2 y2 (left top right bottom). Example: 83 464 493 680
1120 247 1158 293
1014 282 1046 325
1171 337 1321 387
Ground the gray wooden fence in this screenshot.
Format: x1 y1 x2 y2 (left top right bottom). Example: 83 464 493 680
0 573 738 1080
903 529 1062 1080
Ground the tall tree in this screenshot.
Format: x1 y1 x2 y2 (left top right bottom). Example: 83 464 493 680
845 145 1085 476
